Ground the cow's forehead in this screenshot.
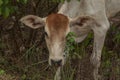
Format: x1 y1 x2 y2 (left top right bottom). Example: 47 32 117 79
45 14 69 38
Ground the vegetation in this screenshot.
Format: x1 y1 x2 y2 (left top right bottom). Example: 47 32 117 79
0 0 120 80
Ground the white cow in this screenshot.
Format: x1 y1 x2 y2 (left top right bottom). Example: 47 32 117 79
20 0 120 80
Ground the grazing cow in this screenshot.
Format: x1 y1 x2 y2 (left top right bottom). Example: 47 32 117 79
20 0 120 80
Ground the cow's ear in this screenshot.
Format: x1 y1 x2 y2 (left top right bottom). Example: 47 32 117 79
20 15 45 29
70 16 95 27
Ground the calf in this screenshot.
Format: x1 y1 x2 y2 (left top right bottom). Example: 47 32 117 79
20 0 120 80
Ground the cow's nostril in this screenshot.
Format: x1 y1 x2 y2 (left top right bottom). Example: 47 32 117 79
51 59 62 66
51 59 55 65
56 59 62 65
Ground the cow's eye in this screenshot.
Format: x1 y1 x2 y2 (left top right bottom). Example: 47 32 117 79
44 32 48 37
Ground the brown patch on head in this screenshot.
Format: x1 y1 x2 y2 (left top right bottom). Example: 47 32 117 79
46 14 69 41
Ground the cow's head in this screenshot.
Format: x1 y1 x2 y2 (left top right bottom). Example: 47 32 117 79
20 13 95 66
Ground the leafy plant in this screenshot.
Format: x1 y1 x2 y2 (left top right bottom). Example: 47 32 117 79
65 32 76 55
0 69 5 75
114 31 120 44
0 0 28 18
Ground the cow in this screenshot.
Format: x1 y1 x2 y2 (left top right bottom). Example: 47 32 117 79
20 0 120 80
